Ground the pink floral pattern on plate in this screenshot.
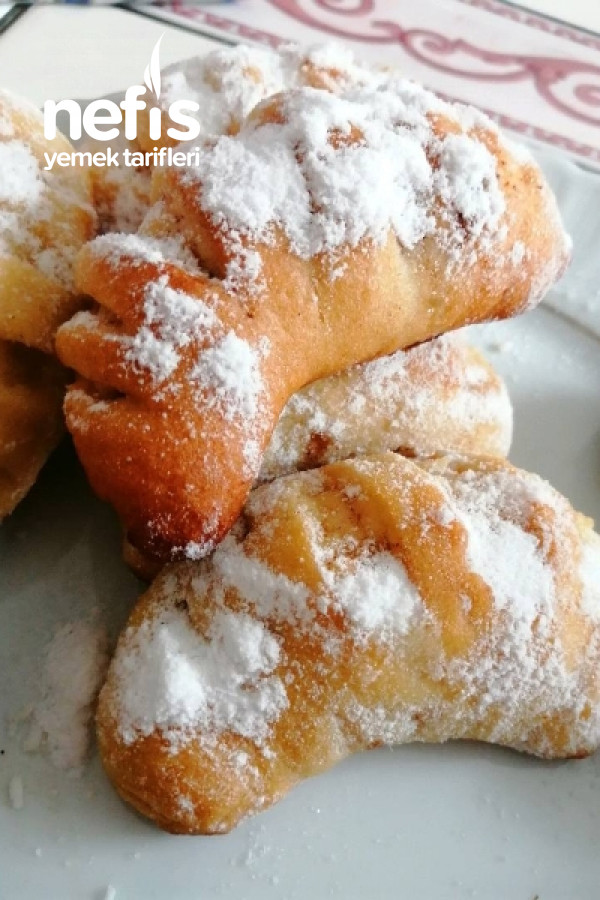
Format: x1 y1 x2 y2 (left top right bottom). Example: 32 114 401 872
160 0 600 166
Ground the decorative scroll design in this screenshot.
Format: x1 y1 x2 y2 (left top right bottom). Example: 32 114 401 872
268 0 600 126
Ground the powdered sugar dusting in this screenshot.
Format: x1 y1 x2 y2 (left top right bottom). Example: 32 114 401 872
580 534 600 624
190 332 269 423
125 276 218 385
89 232 197 271
184 80 508 275
414 460 600 754
0 92 95 290
104 457 600 805
208 491 424 644
117 271 269 475
0 141 43 205
111 603 287 749
328 551 423 637
262 335 512 478
209 536 314 626
450 467 558 627
158 42 386 146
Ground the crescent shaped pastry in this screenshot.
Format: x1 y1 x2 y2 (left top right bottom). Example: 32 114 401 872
57 82 569 561
97 453 600 834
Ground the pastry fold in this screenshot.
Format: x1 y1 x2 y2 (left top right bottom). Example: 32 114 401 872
56 81 569 562
97 454 600 834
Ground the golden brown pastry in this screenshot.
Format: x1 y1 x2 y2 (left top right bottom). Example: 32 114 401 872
56 80 569 562
91 44 384 235
0 90 95 516
83 133 152 236
90 163 152 237
97 453 600 834
0 89 96 353
0 341 66 518
123 333 513 580
260 335 512 481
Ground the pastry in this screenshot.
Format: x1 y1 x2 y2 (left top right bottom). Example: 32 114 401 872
97 453 600 834
0 341 66 518
136 42 387 155
0 89 96 353
0 90 95 516
56 80 570 562
124 333 513 580
260 334 512 481
89 158 152 237
82 132 152 236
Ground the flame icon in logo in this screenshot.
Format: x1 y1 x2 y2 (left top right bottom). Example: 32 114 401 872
143 35 163 101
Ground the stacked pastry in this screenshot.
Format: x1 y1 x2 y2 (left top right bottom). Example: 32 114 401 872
3 43 599 836
0 90 95 517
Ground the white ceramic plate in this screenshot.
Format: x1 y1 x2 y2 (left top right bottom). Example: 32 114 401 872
1 143 600 900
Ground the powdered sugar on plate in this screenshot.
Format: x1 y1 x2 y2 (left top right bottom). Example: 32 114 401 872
19 621 109 771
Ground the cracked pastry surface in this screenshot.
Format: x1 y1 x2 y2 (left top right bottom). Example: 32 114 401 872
57 76 569 562
97 453 600 834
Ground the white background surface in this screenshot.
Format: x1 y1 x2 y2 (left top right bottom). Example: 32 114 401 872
523 0 600 31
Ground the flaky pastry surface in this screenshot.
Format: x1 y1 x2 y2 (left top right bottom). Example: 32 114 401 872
97 454 600 834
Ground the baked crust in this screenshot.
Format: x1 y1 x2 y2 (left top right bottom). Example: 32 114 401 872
97 453 600 834
0 341 66 518
0 89 96 353
123 334 512 581
57 83 569 561
0 90 95 516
